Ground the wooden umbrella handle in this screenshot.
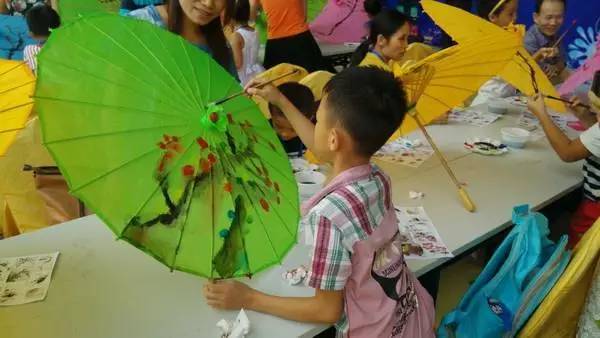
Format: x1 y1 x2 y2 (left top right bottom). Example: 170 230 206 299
459 187 476 213
411 112 477 212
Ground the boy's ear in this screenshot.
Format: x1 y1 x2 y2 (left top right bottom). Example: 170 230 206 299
328 128 340 152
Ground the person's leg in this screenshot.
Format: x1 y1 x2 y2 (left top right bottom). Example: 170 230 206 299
568 199 600 248
418 269 440 304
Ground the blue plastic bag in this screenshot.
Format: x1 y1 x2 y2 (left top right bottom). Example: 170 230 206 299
438 205 571 337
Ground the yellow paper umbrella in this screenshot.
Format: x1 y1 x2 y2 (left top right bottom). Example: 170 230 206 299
390 31 523 212
420 0 566 112
0 60 35 156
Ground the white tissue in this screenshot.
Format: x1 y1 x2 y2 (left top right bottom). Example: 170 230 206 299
282 266 308 285
217 309 250 338
409 191 425 200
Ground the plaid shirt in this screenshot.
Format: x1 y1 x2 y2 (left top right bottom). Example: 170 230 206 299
304 165 392 336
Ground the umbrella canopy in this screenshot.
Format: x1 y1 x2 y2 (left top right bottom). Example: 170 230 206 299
420 0 566 112
559 38 600 95
59 0 120 23
0 60 35 156
390 30 523 138
35 15 299 279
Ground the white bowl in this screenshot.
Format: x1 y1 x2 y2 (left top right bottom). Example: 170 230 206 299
501 127 530 148
295 171 326 200
488 100 508 115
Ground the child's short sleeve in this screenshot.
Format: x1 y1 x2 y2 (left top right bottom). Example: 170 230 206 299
580 123 600 157
307 214 352 291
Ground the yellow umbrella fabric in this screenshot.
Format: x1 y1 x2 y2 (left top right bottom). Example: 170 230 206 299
0 117 55 238
252 63 309 119
420 0 566 112
0 60 35 156
390 30 523 139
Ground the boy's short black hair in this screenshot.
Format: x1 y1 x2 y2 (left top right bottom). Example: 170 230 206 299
232 0 251 24
535 0 566 13
269 82 317 119
323 67 407 157
26 4 60 37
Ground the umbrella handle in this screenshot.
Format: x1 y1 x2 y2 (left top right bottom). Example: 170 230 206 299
410 112 476 213
458 187 476 213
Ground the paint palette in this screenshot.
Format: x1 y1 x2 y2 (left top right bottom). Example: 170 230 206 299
464 138 508 156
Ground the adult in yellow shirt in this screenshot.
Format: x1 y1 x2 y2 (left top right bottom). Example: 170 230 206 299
351 10 411 71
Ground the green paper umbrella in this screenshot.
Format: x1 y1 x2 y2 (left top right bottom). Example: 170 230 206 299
59 0 120 24
34 14 300 279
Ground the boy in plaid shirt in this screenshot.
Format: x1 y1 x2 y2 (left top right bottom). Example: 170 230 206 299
204 67 436 337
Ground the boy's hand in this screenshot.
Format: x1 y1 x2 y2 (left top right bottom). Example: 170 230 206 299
245 79 285 107
203 280 255 310
527 93 547 118
589 91 600 112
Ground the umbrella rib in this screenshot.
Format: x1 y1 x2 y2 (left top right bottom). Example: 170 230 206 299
180 39 206 107
418 93 454 111
117 132 197 237
44 124 189 145
206 59 212 104
429 74 502 81
127 22 204 109
209 149 253 276
210 151 216 279
39 57 195 116
46 36 197 114
170 171 199 271
0 81 35 96
237 154 296 237
70 130 195 193
33 95 189 121
424 82 488 93
0 62 25 77
83 19 199 111
431 58 516 74
0 127 24 134
0 102 33 115
219 151 282 263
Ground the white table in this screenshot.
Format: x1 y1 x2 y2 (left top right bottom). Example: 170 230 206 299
0 216 328 338
0 101 583 338
258 42 357 68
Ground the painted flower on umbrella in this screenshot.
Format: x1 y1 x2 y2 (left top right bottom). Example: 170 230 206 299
155 134 183 178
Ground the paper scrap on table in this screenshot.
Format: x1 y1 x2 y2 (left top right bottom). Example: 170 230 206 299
409 191 425 200
374 138 434 168
395 207 453 260
449 108 501 127
517 111 578 141
502 96 528 108
0 252 59 306
217 309 250 338
282 265 308 286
